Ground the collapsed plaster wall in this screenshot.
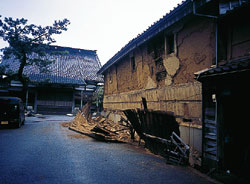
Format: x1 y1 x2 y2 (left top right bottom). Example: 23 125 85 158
103 82 202 152
103 17 216 153
103 82 204 154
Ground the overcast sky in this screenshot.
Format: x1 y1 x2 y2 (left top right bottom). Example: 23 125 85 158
0 0 183 64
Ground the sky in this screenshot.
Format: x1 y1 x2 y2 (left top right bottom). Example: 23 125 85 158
0 0 183 65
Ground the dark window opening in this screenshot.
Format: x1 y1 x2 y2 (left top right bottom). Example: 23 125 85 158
167 34 175 55
131 56 136 72
156 71 167 81
147 34 165 59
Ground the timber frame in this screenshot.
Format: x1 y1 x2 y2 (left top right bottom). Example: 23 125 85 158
0 45 103 114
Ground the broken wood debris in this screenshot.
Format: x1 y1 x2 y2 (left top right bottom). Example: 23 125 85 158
141 131 189 165
69 102 138 143
166 132 190 165
69 98 189 165
123 98 189 165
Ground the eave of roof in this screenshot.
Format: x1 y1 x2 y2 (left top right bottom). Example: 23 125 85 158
195 56 250 81
98 0 197 75
98 0 250 75
47 45 98 57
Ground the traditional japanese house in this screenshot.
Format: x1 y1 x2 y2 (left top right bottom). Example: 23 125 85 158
0 45 103 114
98 0 250 169
195 0 250 177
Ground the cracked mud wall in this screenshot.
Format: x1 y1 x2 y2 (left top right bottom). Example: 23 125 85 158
103 82 203 152
103 18 216 119
104 65 118 95
103 18 216 153
174 18 216 84
104 18 215 96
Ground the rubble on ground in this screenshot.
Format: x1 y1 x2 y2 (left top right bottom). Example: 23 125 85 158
189 147 202 168
68 99 196 166
69 102 140 143
123 98 190 165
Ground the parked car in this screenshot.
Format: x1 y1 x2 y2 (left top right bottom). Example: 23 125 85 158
0 97 25 128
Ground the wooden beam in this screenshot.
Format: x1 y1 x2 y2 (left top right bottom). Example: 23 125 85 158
141 97 148 110
143 133 171 145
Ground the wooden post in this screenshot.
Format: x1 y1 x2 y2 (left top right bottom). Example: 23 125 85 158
142 97 148 110
164 32 167 57
72 91 75 113
80 90 83 109
25 90 29 108
34 91 38 113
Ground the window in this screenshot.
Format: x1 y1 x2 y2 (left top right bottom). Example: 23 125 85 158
166 34 175 55
147 34 165 59
131 56 136 72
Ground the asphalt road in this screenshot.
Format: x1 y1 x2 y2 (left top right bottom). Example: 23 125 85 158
0 115 217 184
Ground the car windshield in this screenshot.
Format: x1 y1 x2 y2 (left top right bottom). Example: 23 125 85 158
0 100 19 113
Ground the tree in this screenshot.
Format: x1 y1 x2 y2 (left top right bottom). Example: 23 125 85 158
92 86 104 112
0 15 70 90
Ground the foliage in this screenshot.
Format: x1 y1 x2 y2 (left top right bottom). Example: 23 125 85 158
92 86 104 106
0 15 70 85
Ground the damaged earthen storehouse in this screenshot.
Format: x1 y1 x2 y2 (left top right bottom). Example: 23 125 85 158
98 0 250 173
98 0 216 158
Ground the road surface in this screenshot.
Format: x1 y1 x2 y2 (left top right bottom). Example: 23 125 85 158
0 115 217 184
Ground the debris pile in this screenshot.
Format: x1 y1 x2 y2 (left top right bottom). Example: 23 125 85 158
188 147 202 168
69 98 190 165
69 102 136 143
124 109 190 165
164 132 190 165
123 98 190 165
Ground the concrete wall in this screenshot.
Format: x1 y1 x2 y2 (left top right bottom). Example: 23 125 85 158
180 125 202 153
102 17 216 153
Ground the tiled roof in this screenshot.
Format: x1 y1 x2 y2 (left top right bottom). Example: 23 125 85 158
97 0 250 75
97 0 194 74
0 45 103 86
195 56 250 80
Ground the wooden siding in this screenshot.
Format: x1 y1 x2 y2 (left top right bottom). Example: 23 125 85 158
37 90 73 114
